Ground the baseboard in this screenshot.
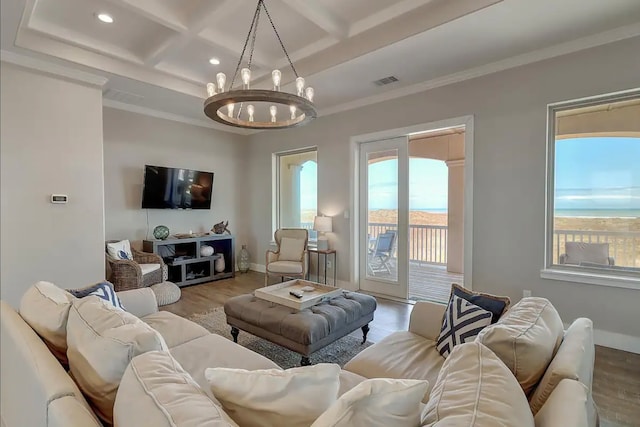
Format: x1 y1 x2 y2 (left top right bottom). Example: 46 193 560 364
593 329 640 354
250 263 266 273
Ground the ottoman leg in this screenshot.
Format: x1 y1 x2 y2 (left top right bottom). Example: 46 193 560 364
230 327 239 343
361 324 370 344
301 356 311 366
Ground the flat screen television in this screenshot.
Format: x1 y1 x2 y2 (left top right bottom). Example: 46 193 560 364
141 165 214 209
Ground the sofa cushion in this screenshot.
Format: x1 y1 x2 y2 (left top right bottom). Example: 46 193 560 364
436 294 492 358
422 342 534 427
114 351 238 427
142 311 209 348
450 283 510 323
312 378 429 427
529 318 594 414
279 237 306 261
343 331 443 401
338 370 367 397
170 333 280 397
205 364 341 427
476 297 564 396
533 379 597 427
66 297 167 424
19 281 75 365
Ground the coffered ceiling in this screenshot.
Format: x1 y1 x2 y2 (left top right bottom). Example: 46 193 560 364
2 0 640 134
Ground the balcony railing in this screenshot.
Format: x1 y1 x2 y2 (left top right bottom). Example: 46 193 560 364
369 223 447 265
553 229 640 267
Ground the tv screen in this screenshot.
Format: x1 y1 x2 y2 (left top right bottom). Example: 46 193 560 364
141 165 214 209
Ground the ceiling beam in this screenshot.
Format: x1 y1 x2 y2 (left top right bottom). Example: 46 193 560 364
278 0 349 40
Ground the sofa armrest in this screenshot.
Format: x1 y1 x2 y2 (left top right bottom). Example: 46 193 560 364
117 288 158 318
408 301 447 340
266 250 279 265
534 379 597 427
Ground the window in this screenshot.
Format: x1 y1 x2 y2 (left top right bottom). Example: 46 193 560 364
544 90 640 286
274 148 318 240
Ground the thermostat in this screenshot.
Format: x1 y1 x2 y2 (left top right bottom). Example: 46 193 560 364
51 194 68 204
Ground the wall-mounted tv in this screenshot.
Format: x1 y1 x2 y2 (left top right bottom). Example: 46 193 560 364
141 165 214 209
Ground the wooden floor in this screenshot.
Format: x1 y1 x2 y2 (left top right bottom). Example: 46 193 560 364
162 272 640 427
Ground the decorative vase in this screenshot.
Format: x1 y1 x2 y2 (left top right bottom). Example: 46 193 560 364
238 245 250 273
215 256 226 273
200 245 214 257
153 225 170 240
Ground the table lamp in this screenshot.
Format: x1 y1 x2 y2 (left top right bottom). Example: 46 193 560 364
313 215 332 250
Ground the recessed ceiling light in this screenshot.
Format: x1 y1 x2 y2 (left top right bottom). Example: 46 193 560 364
97 13 114 24
209 57 220 65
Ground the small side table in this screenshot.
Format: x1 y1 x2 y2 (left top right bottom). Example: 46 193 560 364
308 248 337 286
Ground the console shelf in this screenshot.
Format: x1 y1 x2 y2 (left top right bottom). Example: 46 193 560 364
143 234 235 287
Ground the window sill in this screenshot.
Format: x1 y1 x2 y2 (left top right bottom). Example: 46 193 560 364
540 268 640 290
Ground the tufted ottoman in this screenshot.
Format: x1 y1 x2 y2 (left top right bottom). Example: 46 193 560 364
224 292 377 366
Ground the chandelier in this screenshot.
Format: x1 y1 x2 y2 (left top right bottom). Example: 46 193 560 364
203 0 317 130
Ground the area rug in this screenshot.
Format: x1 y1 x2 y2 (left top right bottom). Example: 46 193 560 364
188 307 372 369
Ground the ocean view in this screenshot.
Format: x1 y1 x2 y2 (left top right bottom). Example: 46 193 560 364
555 209 640 218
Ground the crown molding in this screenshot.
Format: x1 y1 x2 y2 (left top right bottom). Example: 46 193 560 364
102 99 255 135
0 49 108 88
318 23 640 118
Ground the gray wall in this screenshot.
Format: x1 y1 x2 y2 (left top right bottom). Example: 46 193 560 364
246 37 640 342
102 108 249 251
0 63 105 306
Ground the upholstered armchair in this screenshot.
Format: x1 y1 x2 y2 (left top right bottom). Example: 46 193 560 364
559 242 615 266
105 240 165 291
265 228 309 286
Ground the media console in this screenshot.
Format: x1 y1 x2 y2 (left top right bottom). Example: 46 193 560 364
143 234 235 287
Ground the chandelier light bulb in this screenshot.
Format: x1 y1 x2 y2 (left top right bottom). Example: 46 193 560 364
216 72 226 92
305 87 314 102
241 68 251 89
295 77 305 97
206 82 216 97
270 105 277 123
227 103 235 118
272 69 282 90
247 104 255 122
290 105 297 120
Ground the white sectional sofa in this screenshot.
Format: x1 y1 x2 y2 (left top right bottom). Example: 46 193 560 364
0 282 597 427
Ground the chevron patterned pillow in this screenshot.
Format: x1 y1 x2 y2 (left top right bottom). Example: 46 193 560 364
436 294 492 358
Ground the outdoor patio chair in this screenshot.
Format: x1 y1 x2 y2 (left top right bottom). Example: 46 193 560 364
368 231 397 275
559 242 615 266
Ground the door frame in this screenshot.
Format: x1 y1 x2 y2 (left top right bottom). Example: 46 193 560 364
349 115 475 295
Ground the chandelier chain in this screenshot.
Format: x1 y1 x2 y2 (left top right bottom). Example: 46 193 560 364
247 2 261 71
230 1 262 89
261 0 299 78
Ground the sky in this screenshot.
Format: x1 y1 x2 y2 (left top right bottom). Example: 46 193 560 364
299 136 639 212
554 137 640 211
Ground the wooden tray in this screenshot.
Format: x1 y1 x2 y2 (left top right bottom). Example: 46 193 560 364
254 279 343 310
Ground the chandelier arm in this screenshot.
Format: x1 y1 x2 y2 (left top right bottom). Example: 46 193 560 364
262 0 299 78
230 1 262 89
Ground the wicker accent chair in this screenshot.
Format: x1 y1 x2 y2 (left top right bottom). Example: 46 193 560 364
265 228 309 286
105 240 164 292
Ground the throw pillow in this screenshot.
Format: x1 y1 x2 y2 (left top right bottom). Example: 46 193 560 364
476 297 564 396
422 342 534 427
436 294 492 358
66 297 167 425
279 237 305 261
114 351 238 427
450 283 510 323
311 378 429 427
19 281 76 365
205 363 341 427
68 281 124 310
106 240 133 260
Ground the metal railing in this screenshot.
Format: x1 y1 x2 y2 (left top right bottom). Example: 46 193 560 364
553 229 640 267
368 222 448 265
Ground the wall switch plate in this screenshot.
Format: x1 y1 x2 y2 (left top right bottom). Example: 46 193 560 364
523 289 532 298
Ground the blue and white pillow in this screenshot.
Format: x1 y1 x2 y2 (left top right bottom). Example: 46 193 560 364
436 294 492 358
68 281 125 310
106 240 134 261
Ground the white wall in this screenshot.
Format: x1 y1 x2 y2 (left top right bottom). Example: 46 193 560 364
0 63 105 306
246 37 640 345
102 108 249 251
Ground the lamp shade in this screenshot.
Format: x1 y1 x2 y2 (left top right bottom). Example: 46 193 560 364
313 216 332 233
